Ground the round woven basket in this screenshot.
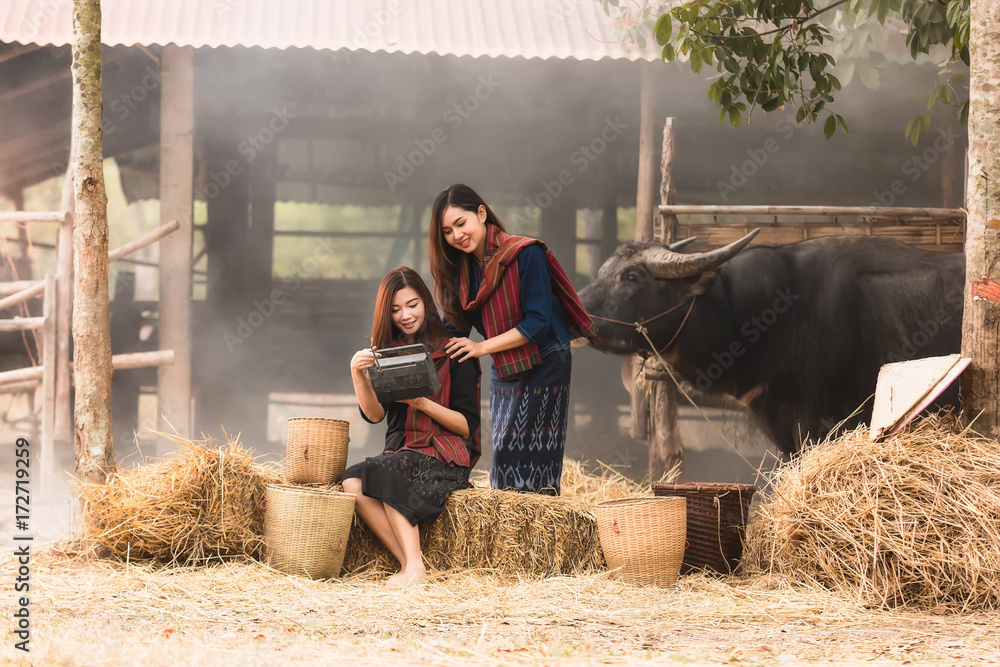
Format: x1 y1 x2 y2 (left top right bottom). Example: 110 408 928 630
286 418 350 485
651 482 756 575
263 483 356 579
593 496 686 587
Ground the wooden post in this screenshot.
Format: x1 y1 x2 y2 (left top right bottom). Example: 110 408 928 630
941 114 960 209
157 45 194 447
583 209 603 280
248 138 276 298
635 61 657 243
601 163 619 266
41 274 56 493
647 116 684 481
10 188 33 287
71 0 115 484
659 118 678 245
540 191 578 279
55 170 74 445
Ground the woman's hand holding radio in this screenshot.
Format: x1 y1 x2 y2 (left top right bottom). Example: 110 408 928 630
350 348 379 373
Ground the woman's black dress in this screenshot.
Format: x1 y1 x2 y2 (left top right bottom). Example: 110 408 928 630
341 356 480 526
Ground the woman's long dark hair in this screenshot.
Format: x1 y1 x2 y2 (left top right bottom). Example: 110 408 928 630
371 267 450 349
428 184 506 332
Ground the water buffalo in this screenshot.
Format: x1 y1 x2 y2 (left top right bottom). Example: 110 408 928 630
578 231 965 455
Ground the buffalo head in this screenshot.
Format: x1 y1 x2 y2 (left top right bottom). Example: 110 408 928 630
579 229 760 357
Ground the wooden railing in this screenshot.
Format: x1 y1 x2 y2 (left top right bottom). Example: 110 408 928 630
0 211 180 488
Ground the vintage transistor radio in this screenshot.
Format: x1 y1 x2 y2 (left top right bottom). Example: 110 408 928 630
366 343 441 403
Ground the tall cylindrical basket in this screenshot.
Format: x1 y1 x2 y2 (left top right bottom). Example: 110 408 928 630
286 418 349 485
263 484 356 579
593 496 686 587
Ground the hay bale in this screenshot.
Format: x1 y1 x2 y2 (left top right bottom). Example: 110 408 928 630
743 414 1000 610
343 488 604 576
343 460 639 576
80 437 284 565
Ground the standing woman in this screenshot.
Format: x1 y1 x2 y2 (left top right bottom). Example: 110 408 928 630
343 267 481 586
428 184 600 496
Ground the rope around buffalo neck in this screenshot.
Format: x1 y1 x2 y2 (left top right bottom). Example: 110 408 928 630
590 297 697 355
590 294 768 475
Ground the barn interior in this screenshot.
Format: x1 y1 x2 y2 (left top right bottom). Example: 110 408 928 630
0 1 968 501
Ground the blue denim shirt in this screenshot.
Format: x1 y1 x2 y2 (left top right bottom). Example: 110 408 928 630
448 245 571 358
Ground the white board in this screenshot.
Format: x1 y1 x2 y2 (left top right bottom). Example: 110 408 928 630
870 354 971 440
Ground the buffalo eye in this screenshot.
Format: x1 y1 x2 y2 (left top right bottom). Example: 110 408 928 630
625 273 638 283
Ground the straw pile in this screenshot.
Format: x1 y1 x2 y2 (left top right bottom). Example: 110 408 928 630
743 413 1000 610
343 460 646 576
80 435 284 565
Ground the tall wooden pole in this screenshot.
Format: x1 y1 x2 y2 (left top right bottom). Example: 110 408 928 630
635 61 657 243
647 117 684 481
157 45 194 446
56 169 74 445
659 117 678 245
71 0 115 483
961 0 1000 437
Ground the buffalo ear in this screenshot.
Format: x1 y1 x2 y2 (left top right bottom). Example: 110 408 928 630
689 268 720 296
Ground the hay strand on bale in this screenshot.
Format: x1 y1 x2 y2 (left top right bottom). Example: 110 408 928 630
79 434 284 565
344 459 640 576
743 413 1000 610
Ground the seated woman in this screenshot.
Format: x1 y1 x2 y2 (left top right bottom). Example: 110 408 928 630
342 267 481 586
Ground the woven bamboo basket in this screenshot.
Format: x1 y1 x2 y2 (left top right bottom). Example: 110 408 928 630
593 496 686 587
651 482 756 574
286 418 350 485
263 484 356 579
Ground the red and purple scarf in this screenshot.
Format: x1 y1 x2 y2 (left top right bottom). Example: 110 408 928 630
395 339 481 468
457 224 601 379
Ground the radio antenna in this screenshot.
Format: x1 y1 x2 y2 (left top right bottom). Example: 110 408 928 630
366 336 382 370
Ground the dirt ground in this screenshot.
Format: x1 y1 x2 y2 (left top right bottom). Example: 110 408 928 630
1 548 998 666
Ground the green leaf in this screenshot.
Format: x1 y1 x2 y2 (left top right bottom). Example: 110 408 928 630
835 114 849 134
691 47 704 73
824 115 836 139
905 112 930 145
729 108 742 128
762 97 782 112
654 13 672 45
958 100 969 127
662 43 676 61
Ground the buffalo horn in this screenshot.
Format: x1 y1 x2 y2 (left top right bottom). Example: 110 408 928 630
647 228 761 279
668 236 697 251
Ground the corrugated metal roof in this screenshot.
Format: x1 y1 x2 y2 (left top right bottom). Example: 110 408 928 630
0 0 659 61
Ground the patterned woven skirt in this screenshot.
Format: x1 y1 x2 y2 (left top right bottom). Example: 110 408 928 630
342 450 470 526
489 350 572 496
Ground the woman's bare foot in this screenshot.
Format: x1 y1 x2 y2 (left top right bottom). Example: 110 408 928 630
386 566 427 587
